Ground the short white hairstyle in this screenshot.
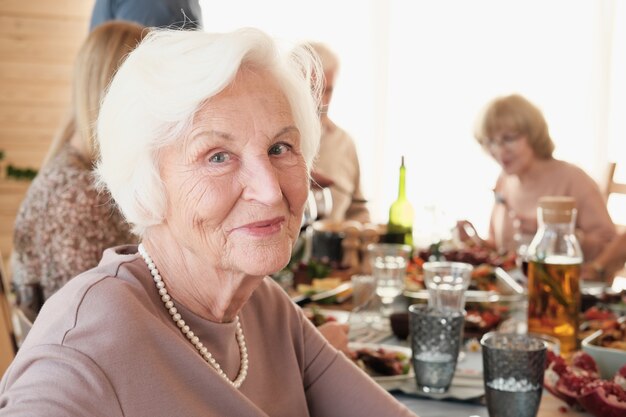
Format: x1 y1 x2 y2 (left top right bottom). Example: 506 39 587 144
96 28 322 236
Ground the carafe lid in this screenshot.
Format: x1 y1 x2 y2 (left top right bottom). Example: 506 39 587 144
538 196 576 223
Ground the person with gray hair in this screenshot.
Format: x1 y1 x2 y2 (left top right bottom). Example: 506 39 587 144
0 28 415 417
308 41 370 223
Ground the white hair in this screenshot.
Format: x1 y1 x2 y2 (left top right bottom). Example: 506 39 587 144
95 28 322 236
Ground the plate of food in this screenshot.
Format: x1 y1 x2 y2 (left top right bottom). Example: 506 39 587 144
302 306 349 327
348 342 413 382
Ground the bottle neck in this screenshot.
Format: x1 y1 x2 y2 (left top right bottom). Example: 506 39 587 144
397 163 406 200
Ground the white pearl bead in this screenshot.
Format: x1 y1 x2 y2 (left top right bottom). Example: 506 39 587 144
161 294 171 302
165 300 174 309
172 313 181 321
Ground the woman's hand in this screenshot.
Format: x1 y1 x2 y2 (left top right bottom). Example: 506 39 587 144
318 322 350 354
455 220 484 246
580 262 604 282
512 214 537 235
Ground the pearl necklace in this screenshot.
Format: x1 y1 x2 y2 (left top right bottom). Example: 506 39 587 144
138 243 248 388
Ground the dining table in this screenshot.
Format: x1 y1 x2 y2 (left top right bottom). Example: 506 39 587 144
376 334 592 417
393 390 590 417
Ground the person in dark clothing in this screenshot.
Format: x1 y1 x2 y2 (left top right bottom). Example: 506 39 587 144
90 0 202 31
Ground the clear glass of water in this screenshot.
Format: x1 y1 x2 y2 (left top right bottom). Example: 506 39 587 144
480 332 547 417
367 243 412 318
409 304 465 393
422 261 473 313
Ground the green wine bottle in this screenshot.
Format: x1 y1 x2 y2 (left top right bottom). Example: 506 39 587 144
387 156 414 246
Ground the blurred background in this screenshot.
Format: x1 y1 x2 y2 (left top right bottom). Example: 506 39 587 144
1 0 625 262
198 0 626 245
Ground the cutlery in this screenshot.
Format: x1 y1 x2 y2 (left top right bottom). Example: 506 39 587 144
292 281 353 307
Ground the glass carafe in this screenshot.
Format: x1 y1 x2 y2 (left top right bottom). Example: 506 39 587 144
526 196 582 355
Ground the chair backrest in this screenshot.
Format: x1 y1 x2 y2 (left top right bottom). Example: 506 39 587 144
604 162 626 233
0 252 17 372
605 162 626 202
11 306 33 348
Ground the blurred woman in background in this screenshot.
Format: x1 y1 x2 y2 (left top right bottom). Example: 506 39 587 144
458 94 615 263
10 21 144 318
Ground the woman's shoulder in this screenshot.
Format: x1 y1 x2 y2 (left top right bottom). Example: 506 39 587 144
23 246 154 346
547 158 585 175
20 147 98 210
549 159 598 187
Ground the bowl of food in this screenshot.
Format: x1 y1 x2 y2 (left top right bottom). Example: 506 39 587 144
582 316 626 379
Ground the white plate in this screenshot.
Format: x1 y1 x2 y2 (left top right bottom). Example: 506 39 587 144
302 308 350 324
348 342 414 382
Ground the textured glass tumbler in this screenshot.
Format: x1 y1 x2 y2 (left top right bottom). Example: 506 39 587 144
481 333 547 417
409 304 465 393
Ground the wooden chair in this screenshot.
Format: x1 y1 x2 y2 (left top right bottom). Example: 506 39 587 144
604 162 626 203
11 306 33 349
604 162 626 234
0 253 17 373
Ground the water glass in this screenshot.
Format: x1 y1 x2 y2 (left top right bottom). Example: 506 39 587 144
367 243 411 317
351 274 376 308
481 332 547 417
348 275 379 334
422 261 473 313
409 304 465 393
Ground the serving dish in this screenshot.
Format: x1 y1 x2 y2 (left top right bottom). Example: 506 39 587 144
582 316 626 379
404 266 525 304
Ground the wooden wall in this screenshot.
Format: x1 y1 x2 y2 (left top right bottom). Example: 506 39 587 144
0 0 93 267
0 0 93 373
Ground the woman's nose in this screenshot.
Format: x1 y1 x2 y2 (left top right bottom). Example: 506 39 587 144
240 158 282 205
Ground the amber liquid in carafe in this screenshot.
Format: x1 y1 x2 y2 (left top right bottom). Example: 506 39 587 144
527 259 581 355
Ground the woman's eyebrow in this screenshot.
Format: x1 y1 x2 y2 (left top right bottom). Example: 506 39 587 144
190 129 234 143
273 125 299 139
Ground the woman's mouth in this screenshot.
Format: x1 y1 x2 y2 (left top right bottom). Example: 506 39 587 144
236 217 285 237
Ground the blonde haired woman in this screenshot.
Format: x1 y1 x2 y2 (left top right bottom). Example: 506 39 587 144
458 94 615 263
11 21 144 316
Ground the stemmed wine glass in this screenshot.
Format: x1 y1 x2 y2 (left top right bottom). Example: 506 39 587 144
367 243 412 326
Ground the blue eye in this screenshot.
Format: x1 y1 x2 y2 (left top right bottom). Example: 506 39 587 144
209 152 230 163
269 143 291 156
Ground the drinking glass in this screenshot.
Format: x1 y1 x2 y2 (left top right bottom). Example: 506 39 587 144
348 274 379 339
481 332 547 417
409 304 465 393
422 261 473 313
367 243 411 318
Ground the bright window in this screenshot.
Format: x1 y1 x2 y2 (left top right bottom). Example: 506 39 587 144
201 0 623 246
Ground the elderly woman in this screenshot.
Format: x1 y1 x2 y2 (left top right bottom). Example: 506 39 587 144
0 29 415 416
458 94 615 263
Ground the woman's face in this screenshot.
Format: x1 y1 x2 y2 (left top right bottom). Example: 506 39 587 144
486 130 536 176
158 68 309 276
